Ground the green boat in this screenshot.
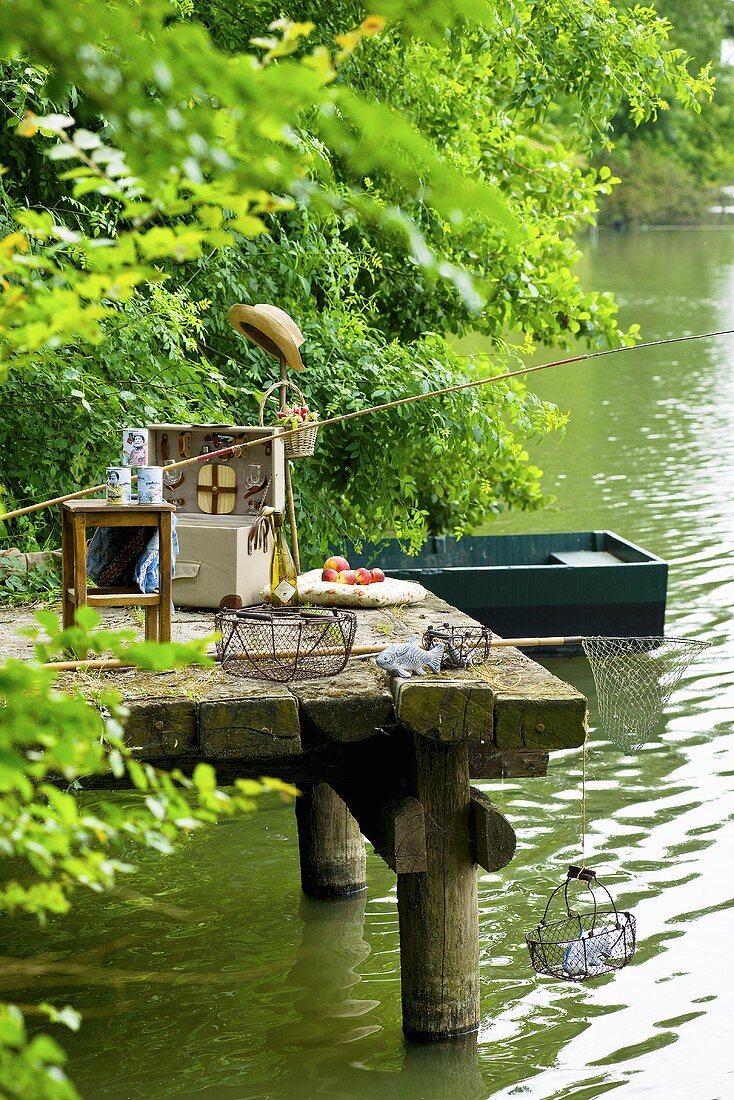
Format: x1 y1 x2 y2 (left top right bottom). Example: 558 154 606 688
353 530 667 650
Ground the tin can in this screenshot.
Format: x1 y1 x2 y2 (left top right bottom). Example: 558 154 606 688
137 466 164 505
122 428 149 467
106 466 132 505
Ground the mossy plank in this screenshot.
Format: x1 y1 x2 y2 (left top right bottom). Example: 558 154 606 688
393 679 494 743
123 699 197 758
291 664 394 742
494 691 587 751
198 696 301 759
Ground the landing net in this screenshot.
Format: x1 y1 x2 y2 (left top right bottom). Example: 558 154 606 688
581 636 710 751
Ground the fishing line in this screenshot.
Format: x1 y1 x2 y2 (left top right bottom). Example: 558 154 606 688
2 326 734 522
580 728 588 867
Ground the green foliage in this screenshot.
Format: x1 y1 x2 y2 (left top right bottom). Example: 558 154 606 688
0 610 295 1097
598 143 710 226
0 1003 79 1100
600 0 734 224
0 556 60 603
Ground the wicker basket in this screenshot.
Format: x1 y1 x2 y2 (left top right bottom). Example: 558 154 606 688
422 623 493 669
259 380 318 459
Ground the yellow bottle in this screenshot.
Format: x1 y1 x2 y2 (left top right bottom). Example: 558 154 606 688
269 512 300 607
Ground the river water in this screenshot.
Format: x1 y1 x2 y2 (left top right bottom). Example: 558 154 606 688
5 228 734 1099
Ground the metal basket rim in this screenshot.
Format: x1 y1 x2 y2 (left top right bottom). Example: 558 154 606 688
526 908 636 947
214 602 358 682
217 604 357 624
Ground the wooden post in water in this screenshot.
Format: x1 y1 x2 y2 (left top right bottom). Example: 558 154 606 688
295 782 366 898
396 735 480 1041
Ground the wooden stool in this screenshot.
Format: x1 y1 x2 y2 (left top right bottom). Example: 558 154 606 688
62 501 175 642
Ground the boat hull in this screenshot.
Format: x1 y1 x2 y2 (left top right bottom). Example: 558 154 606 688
349 531 668 651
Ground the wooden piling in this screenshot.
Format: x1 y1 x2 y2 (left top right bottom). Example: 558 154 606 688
295 782 367 898
397 735 480 1042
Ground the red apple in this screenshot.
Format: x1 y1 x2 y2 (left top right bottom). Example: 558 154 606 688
337 569 356 584
370 567 386 584
354 567 372 585
324 555 350 573
321 568 339 582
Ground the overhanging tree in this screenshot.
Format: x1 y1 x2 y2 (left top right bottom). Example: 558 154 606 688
0 0 713 554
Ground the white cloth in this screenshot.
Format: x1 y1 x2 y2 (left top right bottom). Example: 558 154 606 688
261 568 427 607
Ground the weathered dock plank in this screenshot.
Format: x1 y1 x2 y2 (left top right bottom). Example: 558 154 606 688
1 593 586 763
125 699 198 758
198 694 301 759
290 662 394 743
393 676 495 743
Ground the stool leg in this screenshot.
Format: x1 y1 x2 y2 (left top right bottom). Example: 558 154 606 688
158 511 173 644
145 606 159 642
73 514 88 621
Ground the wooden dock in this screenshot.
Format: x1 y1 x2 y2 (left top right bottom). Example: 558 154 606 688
2 591 587 1041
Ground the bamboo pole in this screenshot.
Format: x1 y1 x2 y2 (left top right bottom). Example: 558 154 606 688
4 326 734 523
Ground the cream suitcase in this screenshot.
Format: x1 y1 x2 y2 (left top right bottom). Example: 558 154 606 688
146 422 284 609
172 516 270 609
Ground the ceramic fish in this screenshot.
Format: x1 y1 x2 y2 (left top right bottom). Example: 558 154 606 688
375 637 445 678
563 926 622 978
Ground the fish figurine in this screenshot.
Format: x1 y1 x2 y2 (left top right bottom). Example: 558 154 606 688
375 637 445 678
563 925 623 978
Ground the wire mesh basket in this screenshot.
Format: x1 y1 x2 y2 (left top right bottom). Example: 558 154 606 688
525 865 636 981
422 622 494 669
258 380 318 459
215 605 357 682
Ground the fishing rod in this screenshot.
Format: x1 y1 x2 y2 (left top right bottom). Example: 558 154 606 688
2 326 733 523
39 634 585 672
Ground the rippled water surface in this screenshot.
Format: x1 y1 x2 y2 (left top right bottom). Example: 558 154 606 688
4 228 734 1098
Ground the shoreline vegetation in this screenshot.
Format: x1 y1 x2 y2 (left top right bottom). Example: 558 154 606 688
597 3 734 228
597 162 734 230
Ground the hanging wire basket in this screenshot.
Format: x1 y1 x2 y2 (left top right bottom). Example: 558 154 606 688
525 865 636 982
258 380 318 459
215 605 357 682
422 622 494 669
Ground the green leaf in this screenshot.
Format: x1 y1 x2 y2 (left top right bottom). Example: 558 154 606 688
74 606 101 630
39 1003 82 1032
35 609 60 636
192 762 216 793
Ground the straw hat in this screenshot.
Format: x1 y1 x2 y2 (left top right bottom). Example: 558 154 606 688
228 303 305 371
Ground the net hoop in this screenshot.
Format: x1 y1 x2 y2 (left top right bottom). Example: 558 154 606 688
581 635 710 750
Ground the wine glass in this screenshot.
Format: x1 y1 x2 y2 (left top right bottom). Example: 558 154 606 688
244 464 264 511
163 459 183 489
